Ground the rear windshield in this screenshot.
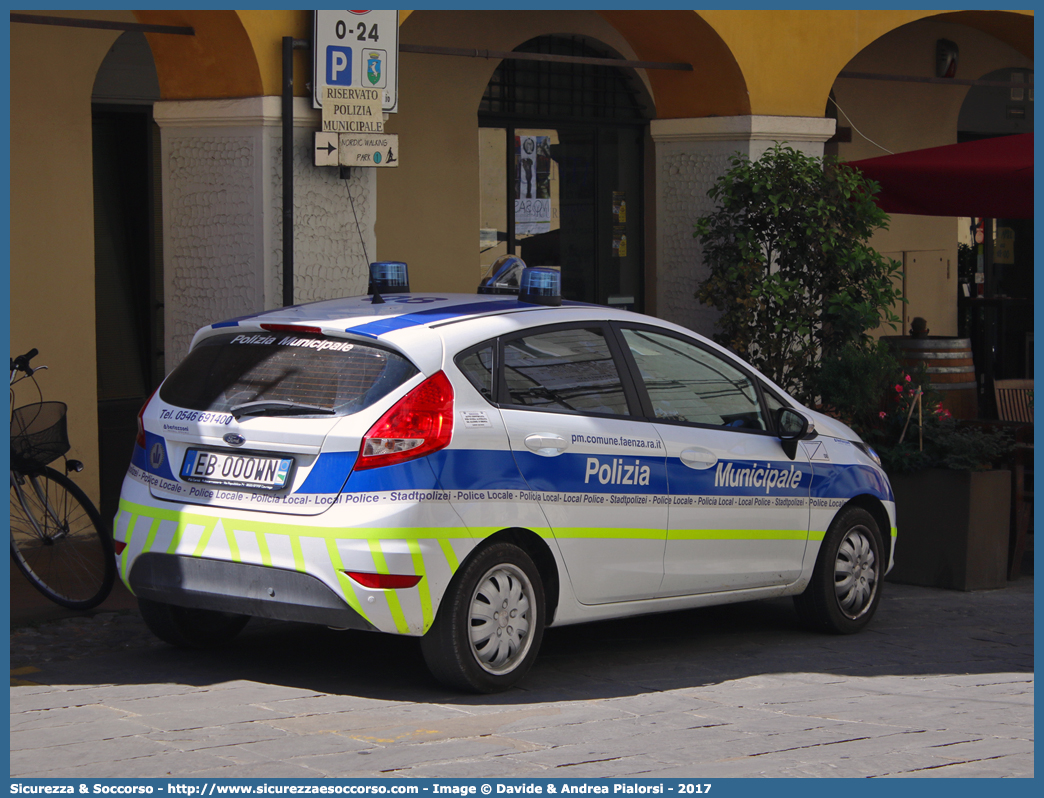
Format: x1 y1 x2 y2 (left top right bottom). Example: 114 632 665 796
160 332 419 417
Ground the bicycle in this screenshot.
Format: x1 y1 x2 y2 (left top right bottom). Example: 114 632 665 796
10 348 116 609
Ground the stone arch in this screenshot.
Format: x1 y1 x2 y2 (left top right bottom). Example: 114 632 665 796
598 10 750 119
934 10 1032 60
133 10 263 99
824 10 1033 121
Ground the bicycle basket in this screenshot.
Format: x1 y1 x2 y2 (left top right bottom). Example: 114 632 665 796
10 401 70 472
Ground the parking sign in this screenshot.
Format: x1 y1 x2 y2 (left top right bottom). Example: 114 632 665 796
313 10 399 113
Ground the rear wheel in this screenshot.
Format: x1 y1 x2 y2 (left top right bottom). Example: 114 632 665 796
421 542 545 693
795 506 884 634
10 466 115 610
138 597 250 648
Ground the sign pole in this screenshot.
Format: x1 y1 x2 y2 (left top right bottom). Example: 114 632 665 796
282 36 294 308
282 36 310 307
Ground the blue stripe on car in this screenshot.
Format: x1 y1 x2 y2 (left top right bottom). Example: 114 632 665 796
666 459 811 498
427 449 531 493
344 300 522 338
512 451 669 494
809 462 894 503
342 456 442 492
295 451 357 494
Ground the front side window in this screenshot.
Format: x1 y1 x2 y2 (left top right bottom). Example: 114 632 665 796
621 328 765 430
502 326 630 416
761 384 791 423
160 333 418 417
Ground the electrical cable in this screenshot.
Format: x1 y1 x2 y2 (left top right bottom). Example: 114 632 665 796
344 176 370 265
828 96 894 155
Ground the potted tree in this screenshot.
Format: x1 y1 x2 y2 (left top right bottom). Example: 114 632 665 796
695 146 1014 592
868 375 1014 591
816 347 1014 591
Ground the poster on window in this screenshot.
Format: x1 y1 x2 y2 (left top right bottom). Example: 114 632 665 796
612 191 627 224
515 135 551 234
612 226 627 258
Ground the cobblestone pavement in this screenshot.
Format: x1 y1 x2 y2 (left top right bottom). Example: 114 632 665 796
10 578 1033 779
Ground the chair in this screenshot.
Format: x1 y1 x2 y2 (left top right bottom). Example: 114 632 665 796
995 379 1033 579
995 379 1034 423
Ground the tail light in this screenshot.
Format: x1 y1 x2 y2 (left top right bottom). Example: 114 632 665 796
344 571 423 589
135 388 159 449
356 371 454 470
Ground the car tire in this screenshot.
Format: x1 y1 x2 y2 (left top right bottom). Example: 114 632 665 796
138 597 250 649
421 542 545 693
794 506 884 635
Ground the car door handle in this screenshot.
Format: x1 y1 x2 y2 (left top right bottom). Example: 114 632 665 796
524 433 568 456
680 448 718 470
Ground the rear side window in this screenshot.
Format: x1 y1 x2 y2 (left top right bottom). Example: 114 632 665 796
456 344 494 401
160 332 418 417
501 327 630 416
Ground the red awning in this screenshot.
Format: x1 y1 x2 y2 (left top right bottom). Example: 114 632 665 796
848 133 1033 219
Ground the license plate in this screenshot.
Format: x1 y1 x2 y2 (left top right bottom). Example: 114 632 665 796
180 450 293 490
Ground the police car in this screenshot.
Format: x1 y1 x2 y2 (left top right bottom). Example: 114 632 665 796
116 259 895 693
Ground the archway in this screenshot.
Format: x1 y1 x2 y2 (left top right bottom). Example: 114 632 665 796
92 30 163 523
478 35 652 308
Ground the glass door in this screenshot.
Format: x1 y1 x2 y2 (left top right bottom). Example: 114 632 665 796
479 125 642 310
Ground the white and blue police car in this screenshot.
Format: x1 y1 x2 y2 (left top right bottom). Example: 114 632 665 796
115 259 895 693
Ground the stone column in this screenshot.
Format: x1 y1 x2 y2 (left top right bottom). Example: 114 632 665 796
154 97 375 368
650 115 835 337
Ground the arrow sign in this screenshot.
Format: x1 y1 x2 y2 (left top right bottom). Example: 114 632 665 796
313 132 339 167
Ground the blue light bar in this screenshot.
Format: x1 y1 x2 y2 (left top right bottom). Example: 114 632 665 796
518 267 562 307
369 261 410 294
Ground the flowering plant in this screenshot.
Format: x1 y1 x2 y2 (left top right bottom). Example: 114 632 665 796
867 366 1012 474
816 343 1012 474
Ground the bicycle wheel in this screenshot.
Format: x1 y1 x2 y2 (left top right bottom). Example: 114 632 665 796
10 466 116 610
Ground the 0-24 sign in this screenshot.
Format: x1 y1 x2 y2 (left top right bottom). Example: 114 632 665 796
313 10 399 113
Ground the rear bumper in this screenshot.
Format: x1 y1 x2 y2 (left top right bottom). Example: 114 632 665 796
129 553 376 631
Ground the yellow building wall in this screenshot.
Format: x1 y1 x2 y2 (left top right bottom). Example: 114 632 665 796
699 10 949 117
9 11 133 503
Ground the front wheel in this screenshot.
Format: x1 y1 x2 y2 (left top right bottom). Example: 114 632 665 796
138 597 250 648
794 506 884 634
421 542 545 693
10 466 116 610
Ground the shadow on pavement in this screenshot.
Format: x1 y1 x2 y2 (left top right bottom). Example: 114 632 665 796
11 575 1033 706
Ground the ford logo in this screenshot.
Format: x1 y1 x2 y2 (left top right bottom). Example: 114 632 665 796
224 433 246 447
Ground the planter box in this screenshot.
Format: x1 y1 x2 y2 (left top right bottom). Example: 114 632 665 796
887 469 1011 591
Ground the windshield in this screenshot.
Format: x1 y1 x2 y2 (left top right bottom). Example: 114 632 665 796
159 332 419 417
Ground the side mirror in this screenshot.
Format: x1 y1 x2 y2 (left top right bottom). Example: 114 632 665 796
776 408 815 460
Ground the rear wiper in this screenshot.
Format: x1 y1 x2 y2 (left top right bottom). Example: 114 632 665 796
230 400 337 420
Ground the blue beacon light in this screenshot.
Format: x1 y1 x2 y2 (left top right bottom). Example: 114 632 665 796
368 261 410 295
518 267 562 307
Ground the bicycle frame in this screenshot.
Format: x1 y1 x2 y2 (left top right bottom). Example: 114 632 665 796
11 470 70 545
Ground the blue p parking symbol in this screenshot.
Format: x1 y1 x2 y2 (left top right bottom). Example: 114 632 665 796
326 45 352 86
